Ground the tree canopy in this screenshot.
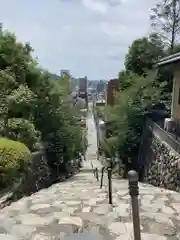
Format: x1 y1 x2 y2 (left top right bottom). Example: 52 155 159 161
150 0 180 51
103 21 177 176
0 26 85 176
125 34 165 76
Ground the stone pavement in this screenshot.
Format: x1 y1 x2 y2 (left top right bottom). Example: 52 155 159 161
0 171 180 239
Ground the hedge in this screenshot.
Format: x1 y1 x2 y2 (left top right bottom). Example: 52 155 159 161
0 138 31 187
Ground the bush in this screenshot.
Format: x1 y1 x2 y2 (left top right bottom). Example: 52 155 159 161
7 118 41 151
0 138 31 187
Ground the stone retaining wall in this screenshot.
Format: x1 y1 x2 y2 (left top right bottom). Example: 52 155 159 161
11 151 52 201
24 151 52 193
145 133 180 192
0 151 81 208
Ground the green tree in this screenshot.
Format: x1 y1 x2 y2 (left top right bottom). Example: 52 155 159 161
118 70 139 90
0 25 85 176
123 33 172 108
0 30 40 148
103 2 180 177
107 73 162 174
32 71 84 173
125 34 165 76
150 0 180 51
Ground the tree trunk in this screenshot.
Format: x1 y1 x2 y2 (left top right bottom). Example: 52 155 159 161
170 0 177 52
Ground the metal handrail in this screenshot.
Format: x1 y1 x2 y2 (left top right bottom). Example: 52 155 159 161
100 167 105 188
95 168 99 181
91 161 99 181
128 170 141 240
107 167 112 204
91 161 95 177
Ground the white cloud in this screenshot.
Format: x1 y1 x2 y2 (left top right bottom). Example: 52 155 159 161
81 0 108 13
100 22 126 36
0 0 158 79
62 25 72 31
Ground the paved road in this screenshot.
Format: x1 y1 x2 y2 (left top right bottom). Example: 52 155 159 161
83 106 102 170
0 110 180 239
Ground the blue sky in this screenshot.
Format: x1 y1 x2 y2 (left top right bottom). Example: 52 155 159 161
1 0 157 80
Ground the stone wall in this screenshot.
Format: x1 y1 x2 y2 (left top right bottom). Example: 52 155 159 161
25 151 52 193
12 151 52 200
0 151 81 208
144 133 180 192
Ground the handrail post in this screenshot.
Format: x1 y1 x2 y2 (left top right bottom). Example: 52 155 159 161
107 167 112 204
100 167 104 188
91 162 95 176
95 167 99 181
128 170 141 240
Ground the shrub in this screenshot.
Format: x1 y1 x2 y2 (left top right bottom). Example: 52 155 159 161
7 118 41 151
0 138 31 187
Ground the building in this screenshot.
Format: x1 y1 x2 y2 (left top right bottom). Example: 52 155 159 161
106 79 119 106
157 52 180 133
78 76 88 108
78 76 87 93
60 69 70 78
96 80 106 93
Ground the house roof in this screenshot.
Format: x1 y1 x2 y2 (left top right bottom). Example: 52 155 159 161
157 52 180 66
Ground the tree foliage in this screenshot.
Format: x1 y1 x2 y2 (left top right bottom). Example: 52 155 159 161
98 1 180 177
0 138 31 187
0 25 85 176
125 34 165 76
150 0 180 51
107 73 162 171
104 33 170 175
